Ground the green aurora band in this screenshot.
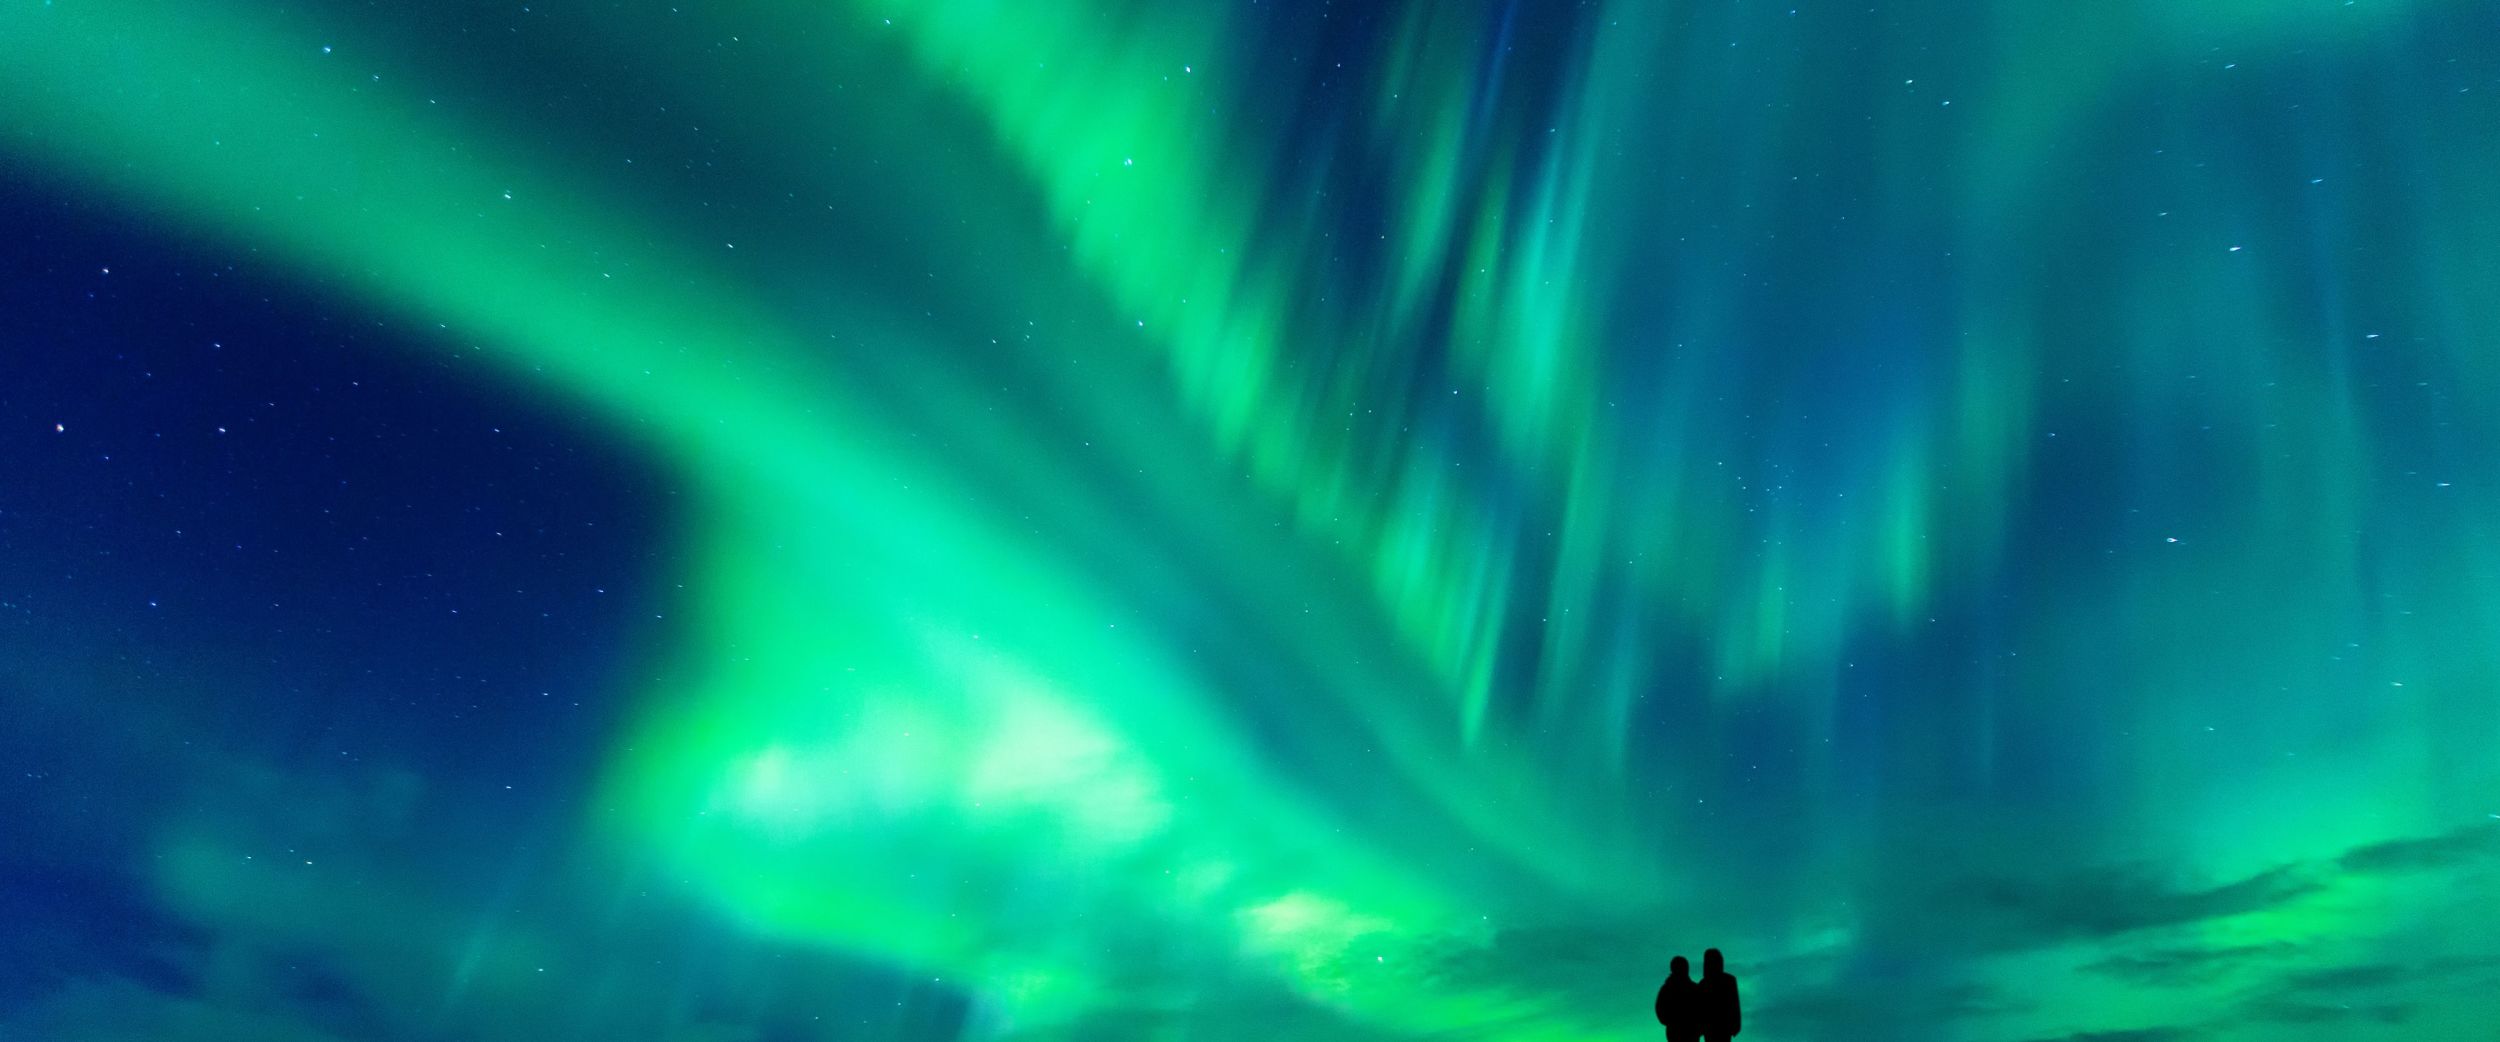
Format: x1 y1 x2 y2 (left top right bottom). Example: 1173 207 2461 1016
4 0 2497 1039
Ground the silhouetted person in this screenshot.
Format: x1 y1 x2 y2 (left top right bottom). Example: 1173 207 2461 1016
1699 948 1741 1042
1654 955 1697 1042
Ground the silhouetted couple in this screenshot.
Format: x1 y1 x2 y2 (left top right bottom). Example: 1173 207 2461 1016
1653 948 1740 1042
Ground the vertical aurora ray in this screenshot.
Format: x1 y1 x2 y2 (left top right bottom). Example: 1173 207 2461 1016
4 0 2498 1040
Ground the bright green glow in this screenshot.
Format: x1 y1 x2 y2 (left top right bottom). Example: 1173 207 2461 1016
6 0 2498 1039
2 4 1608 1036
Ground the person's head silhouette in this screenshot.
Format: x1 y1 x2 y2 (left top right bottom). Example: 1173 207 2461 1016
1670 955 1690 979
1703 948 1725 978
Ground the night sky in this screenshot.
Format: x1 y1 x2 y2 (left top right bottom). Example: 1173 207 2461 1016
4 1 2498 1040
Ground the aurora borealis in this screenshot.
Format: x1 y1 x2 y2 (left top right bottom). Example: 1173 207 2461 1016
4 0 2498 1037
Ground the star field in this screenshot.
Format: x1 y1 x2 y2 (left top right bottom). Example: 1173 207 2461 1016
3 1 2498 1040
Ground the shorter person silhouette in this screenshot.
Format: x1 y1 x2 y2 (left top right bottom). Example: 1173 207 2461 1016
1653 955 1697 1042
1699 948 1741 1041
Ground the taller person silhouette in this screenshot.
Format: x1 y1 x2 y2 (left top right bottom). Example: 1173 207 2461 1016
1653 955 1696 1042
1699 948 1741 1041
